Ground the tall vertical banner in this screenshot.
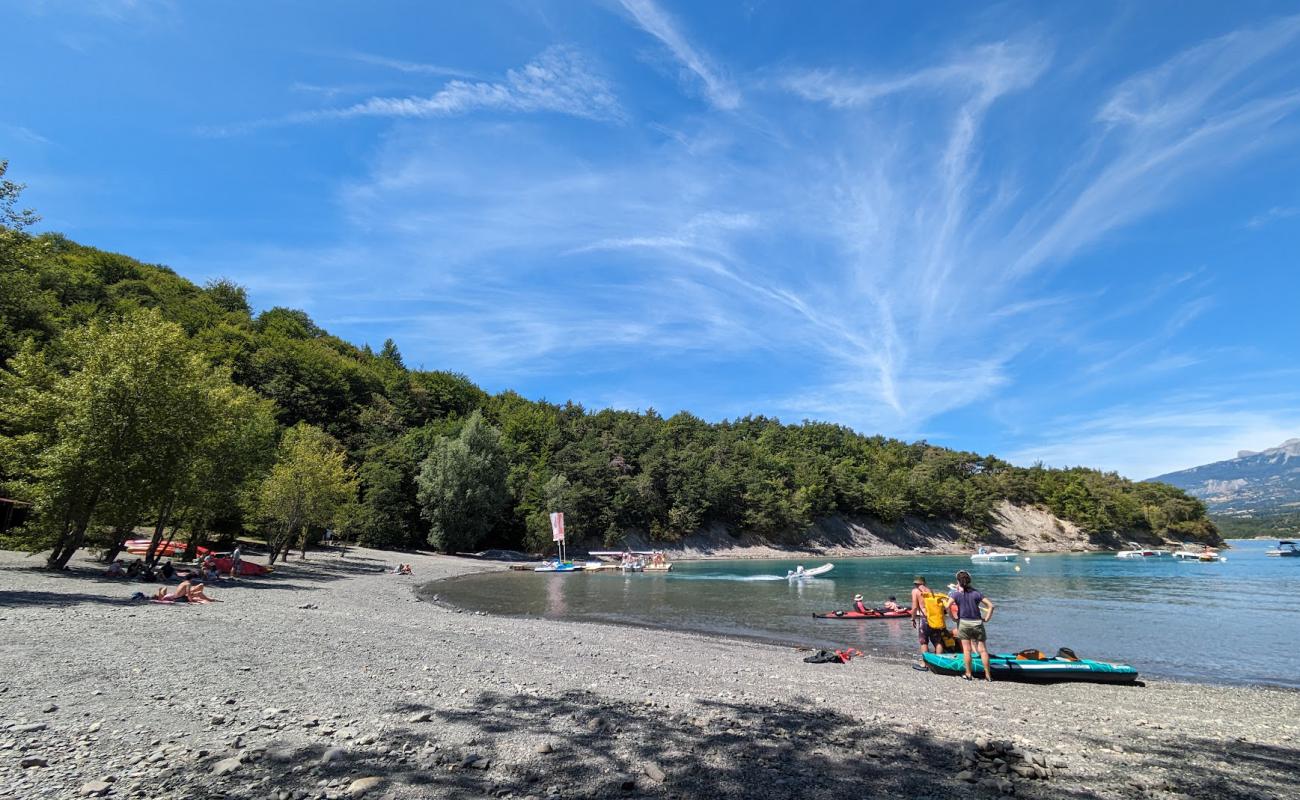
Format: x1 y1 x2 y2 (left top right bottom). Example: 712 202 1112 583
549 511 565 542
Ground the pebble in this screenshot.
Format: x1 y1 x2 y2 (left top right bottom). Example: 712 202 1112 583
80 780 113 796
535 742 554 754
213 756 243 776
408 711 432 723
346 776 383 796
20 756 49 768
643 762 666 783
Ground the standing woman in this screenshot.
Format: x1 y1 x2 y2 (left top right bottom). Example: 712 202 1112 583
949 570 995 681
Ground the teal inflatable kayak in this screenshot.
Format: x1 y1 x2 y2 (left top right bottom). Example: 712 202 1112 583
922 651 1139 684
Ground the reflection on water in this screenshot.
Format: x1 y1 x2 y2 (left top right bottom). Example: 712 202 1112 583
428 540 1300 688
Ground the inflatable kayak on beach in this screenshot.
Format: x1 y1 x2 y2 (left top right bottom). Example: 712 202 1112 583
813 608 912 619
922 652 1139 684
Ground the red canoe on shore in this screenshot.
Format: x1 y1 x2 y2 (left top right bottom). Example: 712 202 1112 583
813 608 912 619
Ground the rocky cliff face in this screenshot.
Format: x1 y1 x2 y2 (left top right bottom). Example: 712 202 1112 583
1150 438 1300 515
618 501 1145 559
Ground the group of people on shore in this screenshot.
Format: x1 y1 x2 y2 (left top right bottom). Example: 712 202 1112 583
910 570 995 681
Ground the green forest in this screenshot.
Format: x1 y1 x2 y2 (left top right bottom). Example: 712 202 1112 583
0 163 1220 567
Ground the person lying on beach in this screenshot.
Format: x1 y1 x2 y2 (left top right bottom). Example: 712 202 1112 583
152 581 218 604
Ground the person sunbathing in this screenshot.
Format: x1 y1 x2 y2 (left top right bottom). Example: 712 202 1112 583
153 581 218 603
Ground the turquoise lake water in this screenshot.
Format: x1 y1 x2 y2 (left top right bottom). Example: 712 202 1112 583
429 539 1300 688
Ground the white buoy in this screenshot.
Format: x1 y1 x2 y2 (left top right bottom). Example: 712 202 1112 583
1014 565 1021 572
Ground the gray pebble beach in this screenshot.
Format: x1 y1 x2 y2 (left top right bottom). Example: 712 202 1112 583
2 548 1297 799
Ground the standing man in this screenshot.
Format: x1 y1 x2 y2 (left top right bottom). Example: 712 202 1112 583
910 575 932 667
229 544 242 579
949 569 995 681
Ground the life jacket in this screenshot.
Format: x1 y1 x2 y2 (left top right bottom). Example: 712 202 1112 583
923 593 951 629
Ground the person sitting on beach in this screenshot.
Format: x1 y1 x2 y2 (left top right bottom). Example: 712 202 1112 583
152 581 218 604
106 560 126 578
126 559 144 579
883 596 901 612
159 560 176 581
852 594 870 614
949 570 995 682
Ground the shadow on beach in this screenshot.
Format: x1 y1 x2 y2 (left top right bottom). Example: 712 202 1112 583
0 549 393 606
108 687 1300 800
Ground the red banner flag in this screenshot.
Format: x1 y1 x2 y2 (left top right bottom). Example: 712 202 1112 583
550 511 565 542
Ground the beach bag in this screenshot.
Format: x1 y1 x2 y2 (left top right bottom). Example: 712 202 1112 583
802 648 861 664
923 593 950 629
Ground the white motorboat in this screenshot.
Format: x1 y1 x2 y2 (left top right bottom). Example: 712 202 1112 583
970 547 1018 563
1116 542 1171 559
1266 540 1300 557
787 563 834 580
1172 544 1225 562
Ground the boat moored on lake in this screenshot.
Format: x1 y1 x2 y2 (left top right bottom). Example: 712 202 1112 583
1116 542 1171 559
971 546 1018 563
1266 540 1300 557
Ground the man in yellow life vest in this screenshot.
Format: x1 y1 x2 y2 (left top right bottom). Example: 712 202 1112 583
922 588 956 654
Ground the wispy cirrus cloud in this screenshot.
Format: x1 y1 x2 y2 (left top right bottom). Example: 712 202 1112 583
1246 205 1300 228
330 51 480 80
617 0 740 109
203 46 623 135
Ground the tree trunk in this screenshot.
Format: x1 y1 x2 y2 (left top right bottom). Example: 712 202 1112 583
48 488 101 569
49 505 97 569
143 495 176 566
184 526 207 562
101 524 135 563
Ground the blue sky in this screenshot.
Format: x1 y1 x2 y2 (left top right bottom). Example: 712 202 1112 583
5 1 1300 479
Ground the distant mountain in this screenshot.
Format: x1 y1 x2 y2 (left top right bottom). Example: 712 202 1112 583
1151 439 1300 515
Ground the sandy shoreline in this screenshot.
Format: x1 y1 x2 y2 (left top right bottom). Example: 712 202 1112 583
2 548 1298 800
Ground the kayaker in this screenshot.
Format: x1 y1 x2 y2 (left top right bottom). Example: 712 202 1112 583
883 596 901 612
853 594 870 614
910 576 933 664
949 570 995 681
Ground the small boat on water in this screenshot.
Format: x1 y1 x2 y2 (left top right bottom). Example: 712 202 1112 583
922 651 1139 684
787 563 834 580
1266 540 1300 557
534 561 584 573
813 608 912 620
1172 543 1225 562
1116 542 1171 559
970 547 1018 563
587 550 673 572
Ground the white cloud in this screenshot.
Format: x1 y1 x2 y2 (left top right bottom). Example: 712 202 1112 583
1006 393 1300 479
203 46 623 135
305 46 623 123
617 0 741 109
331 51 480 80
1247 205 1300 228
